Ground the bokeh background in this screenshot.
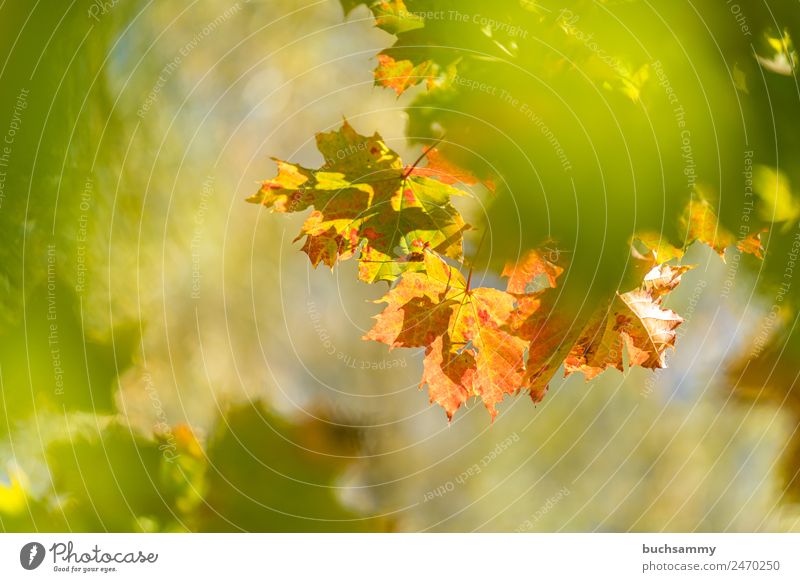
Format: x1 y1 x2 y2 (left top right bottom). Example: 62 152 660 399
1 0 799 532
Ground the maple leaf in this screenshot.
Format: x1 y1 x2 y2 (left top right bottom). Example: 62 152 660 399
375 54 434 95
339 1 437 95
564 264 688 380
365 251 531 419
634 187 766 263
680 187 765 259
248 121 471 282
681 195 733 256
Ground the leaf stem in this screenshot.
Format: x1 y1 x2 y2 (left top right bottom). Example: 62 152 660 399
401 138 444 180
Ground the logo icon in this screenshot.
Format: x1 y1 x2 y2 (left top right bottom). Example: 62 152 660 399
20 542 45 570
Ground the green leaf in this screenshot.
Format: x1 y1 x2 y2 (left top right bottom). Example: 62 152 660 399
248 120 471 283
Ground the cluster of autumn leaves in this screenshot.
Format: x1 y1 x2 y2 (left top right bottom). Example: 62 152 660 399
248 122 766 419
249 0 771 421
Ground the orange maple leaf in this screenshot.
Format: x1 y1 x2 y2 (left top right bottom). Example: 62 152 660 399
365 252 532 419
564 263 689 380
